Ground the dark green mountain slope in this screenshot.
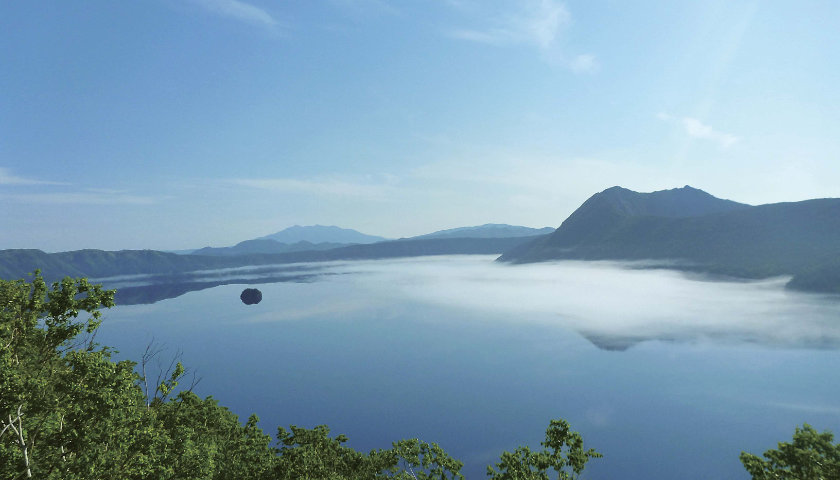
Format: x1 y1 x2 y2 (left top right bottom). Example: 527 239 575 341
500 186 840 288
530 185 749 248
0 249 239 282
787 261 840 294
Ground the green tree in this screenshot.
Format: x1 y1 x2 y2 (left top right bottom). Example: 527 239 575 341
487 419 602 480
0 272 194 480
740 424 840 479
274 424 382 480
0 272 280 480
384 438 464 479
2 272 601 480
272 424 464 480
150 392 277 480
0 271 140 479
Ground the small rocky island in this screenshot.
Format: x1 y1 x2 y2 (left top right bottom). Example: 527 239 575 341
240 288 262 305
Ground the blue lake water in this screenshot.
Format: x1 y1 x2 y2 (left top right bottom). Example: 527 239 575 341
95 256 840 479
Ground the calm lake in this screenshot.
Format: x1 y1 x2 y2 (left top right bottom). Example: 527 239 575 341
95 255 840 479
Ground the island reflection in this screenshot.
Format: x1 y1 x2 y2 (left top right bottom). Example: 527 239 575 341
101 256 840 351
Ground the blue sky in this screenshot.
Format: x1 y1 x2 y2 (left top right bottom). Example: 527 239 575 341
2 0 838 251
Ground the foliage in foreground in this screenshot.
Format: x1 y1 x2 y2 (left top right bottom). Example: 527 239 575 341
0 272 597 479
740 424 840 479
487 419 602 480
3 272 837 479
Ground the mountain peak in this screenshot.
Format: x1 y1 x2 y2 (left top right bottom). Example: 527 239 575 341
589 185 747 217
260 225 387 244
502 186 750 259
500 187 840 288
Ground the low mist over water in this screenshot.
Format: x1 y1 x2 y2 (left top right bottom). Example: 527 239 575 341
273 256 840 349
97 256 840 479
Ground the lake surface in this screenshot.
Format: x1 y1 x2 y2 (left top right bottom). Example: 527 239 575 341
95 255 840 479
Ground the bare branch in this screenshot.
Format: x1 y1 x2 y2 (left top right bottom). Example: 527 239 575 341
140 339 166 407
139 340 197 405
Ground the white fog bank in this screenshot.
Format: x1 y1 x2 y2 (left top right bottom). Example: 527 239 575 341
322 256 840 349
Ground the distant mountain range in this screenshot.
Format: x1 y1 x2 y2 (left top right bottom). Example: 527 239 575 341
500 185 840 293
185 225 386 256
410 224 554 240
3 191 840 295
183 224 553 257
0 235 547 287
191 239 348 257
260 225 387 244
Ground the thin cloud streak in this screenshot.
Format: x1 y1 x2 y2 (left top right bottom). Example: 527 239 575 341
329 0 402 17
0 167 68 186
188 0 277 28
764 401 840 416
448 0 569 47
658 113 739 147
446 0 596 72
1 191 159 205
569 54 597 74
0 167 154 206
449 29 508 45
230 176 399 199
681 117 738 147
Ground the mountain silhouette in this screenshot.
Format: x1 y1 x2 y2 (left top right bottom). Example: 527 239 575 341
500 186 840 290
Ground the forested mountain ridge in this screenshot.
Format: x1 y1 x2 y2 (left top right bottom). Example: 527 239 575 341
502 185 749 256
500 186 840 292
185 224 551 256
409 224 554 240
191 239 348 257
4 186 840 293
0 248 235 282
0 236 545 284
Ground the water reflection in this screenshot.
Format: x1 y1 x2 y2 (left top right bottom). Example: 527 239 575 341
96 256 840 480
325 256 840 351
99 255 840 350
96 263 341 305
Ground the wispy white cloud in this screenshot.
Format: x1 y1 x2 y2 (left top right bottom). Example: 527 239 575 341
230 175 400 200
411 154 675 205
0 191 159 205
188 0 277 28
329 0 402 17
446 0 596 72
449 0 569 47
449 29 506 45
0 167 68 186
0 169 155 204
681 117 738 147
568 54 597 74
658 113 738 148
763 401 840 416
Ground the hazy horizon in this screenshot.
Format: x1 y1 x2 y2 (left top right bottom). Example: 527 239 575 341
3 1 839 251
